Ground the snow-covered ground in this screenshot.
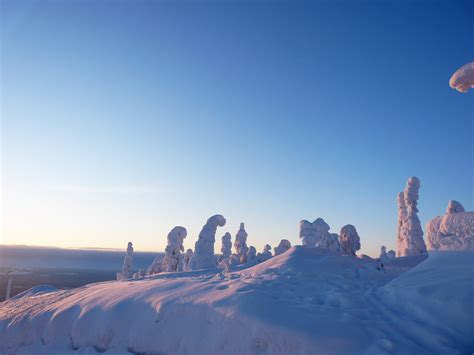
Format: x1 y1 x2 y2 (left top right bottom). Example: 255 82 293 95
1 246 472 354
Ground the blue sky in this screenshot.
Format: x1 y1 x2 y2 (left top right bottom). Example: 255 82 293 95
1 0 473 256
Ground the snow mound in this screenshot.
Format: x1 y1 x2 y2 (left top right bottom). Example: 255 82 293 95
379 251 474 353
0 247 470 354
426 211 474 251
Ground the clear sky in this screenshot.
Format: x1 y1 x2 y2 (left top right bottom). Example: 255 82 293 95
1 0 473 256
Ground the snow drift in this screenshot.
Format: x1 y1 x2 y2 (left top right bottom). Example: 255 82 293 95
1 246 471 354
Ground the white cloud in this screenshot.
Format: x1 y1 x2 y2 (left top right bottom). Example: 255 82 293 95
449 61 474 93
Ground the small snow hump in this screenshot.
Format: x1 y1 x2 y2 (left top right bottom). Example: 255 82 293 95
449 61 474 93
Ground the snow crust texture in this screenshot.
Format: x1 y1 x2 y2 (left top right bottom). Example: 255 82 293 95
3 247 471 354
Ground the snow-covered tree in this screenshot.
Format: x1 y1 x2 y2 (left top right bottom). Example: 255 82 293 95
257 244 272 262
299 218 331 248
426 200 473 251
397 177 427 257
117 242 134 280
446 200 465 214
189 214 226 270
274 239 292 256
221 232 232 259
234 223 249 263
246 246 257 262
162 226 187 272
184 249 194 271
379 245 396 260
299 220 316 247
300 218 341 252
339 225 361 256
147 255 164 275
317 233 341 252
396 192 407 253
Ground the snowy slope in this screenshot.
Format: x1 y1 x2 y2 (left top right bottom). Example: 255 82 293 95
0 247 472 354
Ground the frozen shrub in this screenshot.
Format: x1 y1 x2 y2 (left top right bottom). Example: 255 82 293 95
274 239 292 256
257 244 272 262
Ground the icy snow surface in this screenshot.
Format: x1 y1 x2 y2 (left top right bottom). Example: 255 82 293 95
1 247 472 354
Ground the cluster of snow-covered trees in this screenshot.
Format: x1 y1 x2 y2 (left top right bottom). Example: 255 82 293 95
117 216 297 279
299 218 361 255
117 176 472 279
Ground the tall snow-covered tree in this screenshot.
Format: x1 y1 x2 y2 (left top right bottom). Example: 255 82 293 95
189 214 226 270
118 242 134 280
162 226 187 272
221 232 232 259
274 239 292 256
339 225 361 256
396 191 407 254
234 223 249 263
397 177 427 257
